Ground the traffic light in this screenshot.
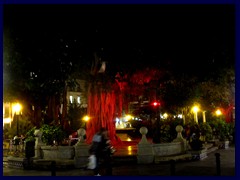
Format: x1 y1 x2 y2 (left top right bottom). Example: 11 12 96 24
151 101 160 107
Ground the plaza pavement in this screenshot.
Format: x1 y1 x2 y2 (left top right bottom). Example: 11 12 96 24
3 142 235 176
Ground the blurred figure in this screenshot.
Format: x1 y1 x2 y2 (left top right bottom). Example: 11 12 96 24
89 127 112 176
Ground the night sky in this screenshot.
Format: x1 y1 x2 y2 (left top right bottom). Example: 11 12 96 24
4 4 235 75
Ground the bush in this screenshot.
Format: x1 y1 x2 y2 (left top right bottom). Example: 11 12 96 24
199 122 213 142
208 118 232 141
40 124 67 145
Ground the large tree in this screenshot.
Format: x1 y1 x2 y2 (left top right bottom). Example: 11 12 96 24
3 28 80 130
85 53 122 145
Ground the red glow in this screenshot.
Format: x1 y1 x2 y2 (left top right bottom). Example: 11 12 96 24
151 101 160 106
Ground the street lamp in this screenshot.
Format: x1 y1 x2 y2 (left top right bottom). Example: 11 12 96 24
192 105 199 124
82 115 90 130
151 101 161 143
215 109 222 116
13 103 22 137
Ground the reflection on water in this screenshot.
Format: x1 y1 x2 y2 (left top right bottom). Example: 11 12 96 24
128 146 132 155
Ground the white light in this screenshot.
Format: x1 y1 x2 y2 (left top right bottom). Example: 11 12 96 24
177 114 183 118
77 97 81 104
163 113 168 119
70 96 73 103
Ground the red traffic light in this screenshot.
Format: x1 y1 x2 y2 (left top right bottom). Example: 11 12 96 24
151 101 160 106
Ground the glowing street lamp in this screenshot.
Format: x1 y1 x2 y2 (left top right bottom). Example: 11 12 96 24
163 113 168 119
82 115 90 130
13 103 22 137
215 109 222 116
192 105 199 124
82 115 90 122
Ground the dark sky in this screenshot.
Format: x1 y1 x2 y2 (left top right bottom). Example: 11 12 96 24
4 4 235 74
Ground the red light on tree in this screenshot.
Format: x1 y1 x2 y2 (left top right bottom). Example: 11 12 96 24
151 101 160 107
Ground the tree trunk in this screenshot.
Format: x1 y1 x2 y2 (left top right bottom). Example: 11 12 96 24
86 52 122 145
86 83 122 145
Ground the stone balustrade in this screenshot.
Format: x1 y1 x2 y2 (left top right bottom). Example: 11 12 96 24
40 145 75 159
137 125 189 164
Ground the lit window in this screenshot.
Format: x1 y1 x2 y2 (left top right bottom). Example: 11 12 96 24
70 96 73 103
77 97 81 104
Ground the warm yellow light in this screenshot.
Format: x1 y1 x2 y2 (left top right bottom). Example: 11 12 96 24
13 103 22 115
215 110 222 116
128 146 132 155
127 138 132 142
163 113 168 119
192 106 199 113
83 115 90 122
125 115 132 121
3 118 11 124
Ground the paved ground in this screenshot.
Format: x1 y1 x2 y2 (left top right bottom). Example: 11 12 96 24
3 143 235 176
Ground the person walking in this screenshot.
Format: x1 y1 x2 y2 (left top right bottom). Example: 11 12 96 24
89 127 112 176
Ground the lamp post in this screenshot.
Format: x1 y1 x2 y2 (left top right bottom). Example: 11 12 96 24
82 115 90 130
151 101 161 143
13 103 22 137
202 111 206 123
192 105 199 124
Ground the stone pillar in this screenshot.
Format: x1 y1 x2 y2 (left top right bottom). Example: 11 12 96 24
202 111 206 123
194 112 198 124
137 127 154 164
74 128 90 168
173 125 187 153
34 129 44 158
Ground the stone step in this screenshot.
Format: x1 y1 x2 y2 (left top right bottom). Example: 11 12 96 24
6 157 25 169
154 154 192 163
112 154 138 165
33 159 75 170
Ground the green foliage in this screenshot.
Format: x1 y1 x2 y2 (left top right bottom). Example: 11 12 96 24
3 115 35 139
40 124 67 145
208 117 232 141
67 102 87 131
25 127 37 142
160 118 183 142
199 122 213 141
218 121 229 141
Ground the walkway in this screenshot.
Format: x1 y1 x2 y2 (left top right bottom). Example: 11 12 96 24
3 140 235 176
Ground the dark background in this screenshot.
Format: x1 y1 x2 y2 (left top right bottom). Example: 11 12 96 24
4 4 235 73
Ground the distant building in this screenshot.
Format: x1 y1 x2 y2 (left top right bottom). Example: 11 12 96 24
66 79 88 109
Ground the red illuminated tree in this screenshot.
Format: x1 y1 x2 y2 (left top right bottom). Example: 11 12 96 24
85 53 122 145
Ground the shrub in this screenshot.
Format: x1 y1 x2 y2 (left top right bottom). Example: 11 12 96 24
40 124 67 145
199 122 213 142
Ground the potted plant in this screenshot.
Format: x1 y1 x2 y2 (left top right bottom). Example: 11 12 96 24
40 124 66 145
39 124 74 159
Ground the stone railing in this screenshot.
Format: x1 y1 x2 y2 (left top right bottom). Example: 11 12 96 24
152 142 183 156
137 125 188 164
40 145 75 159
